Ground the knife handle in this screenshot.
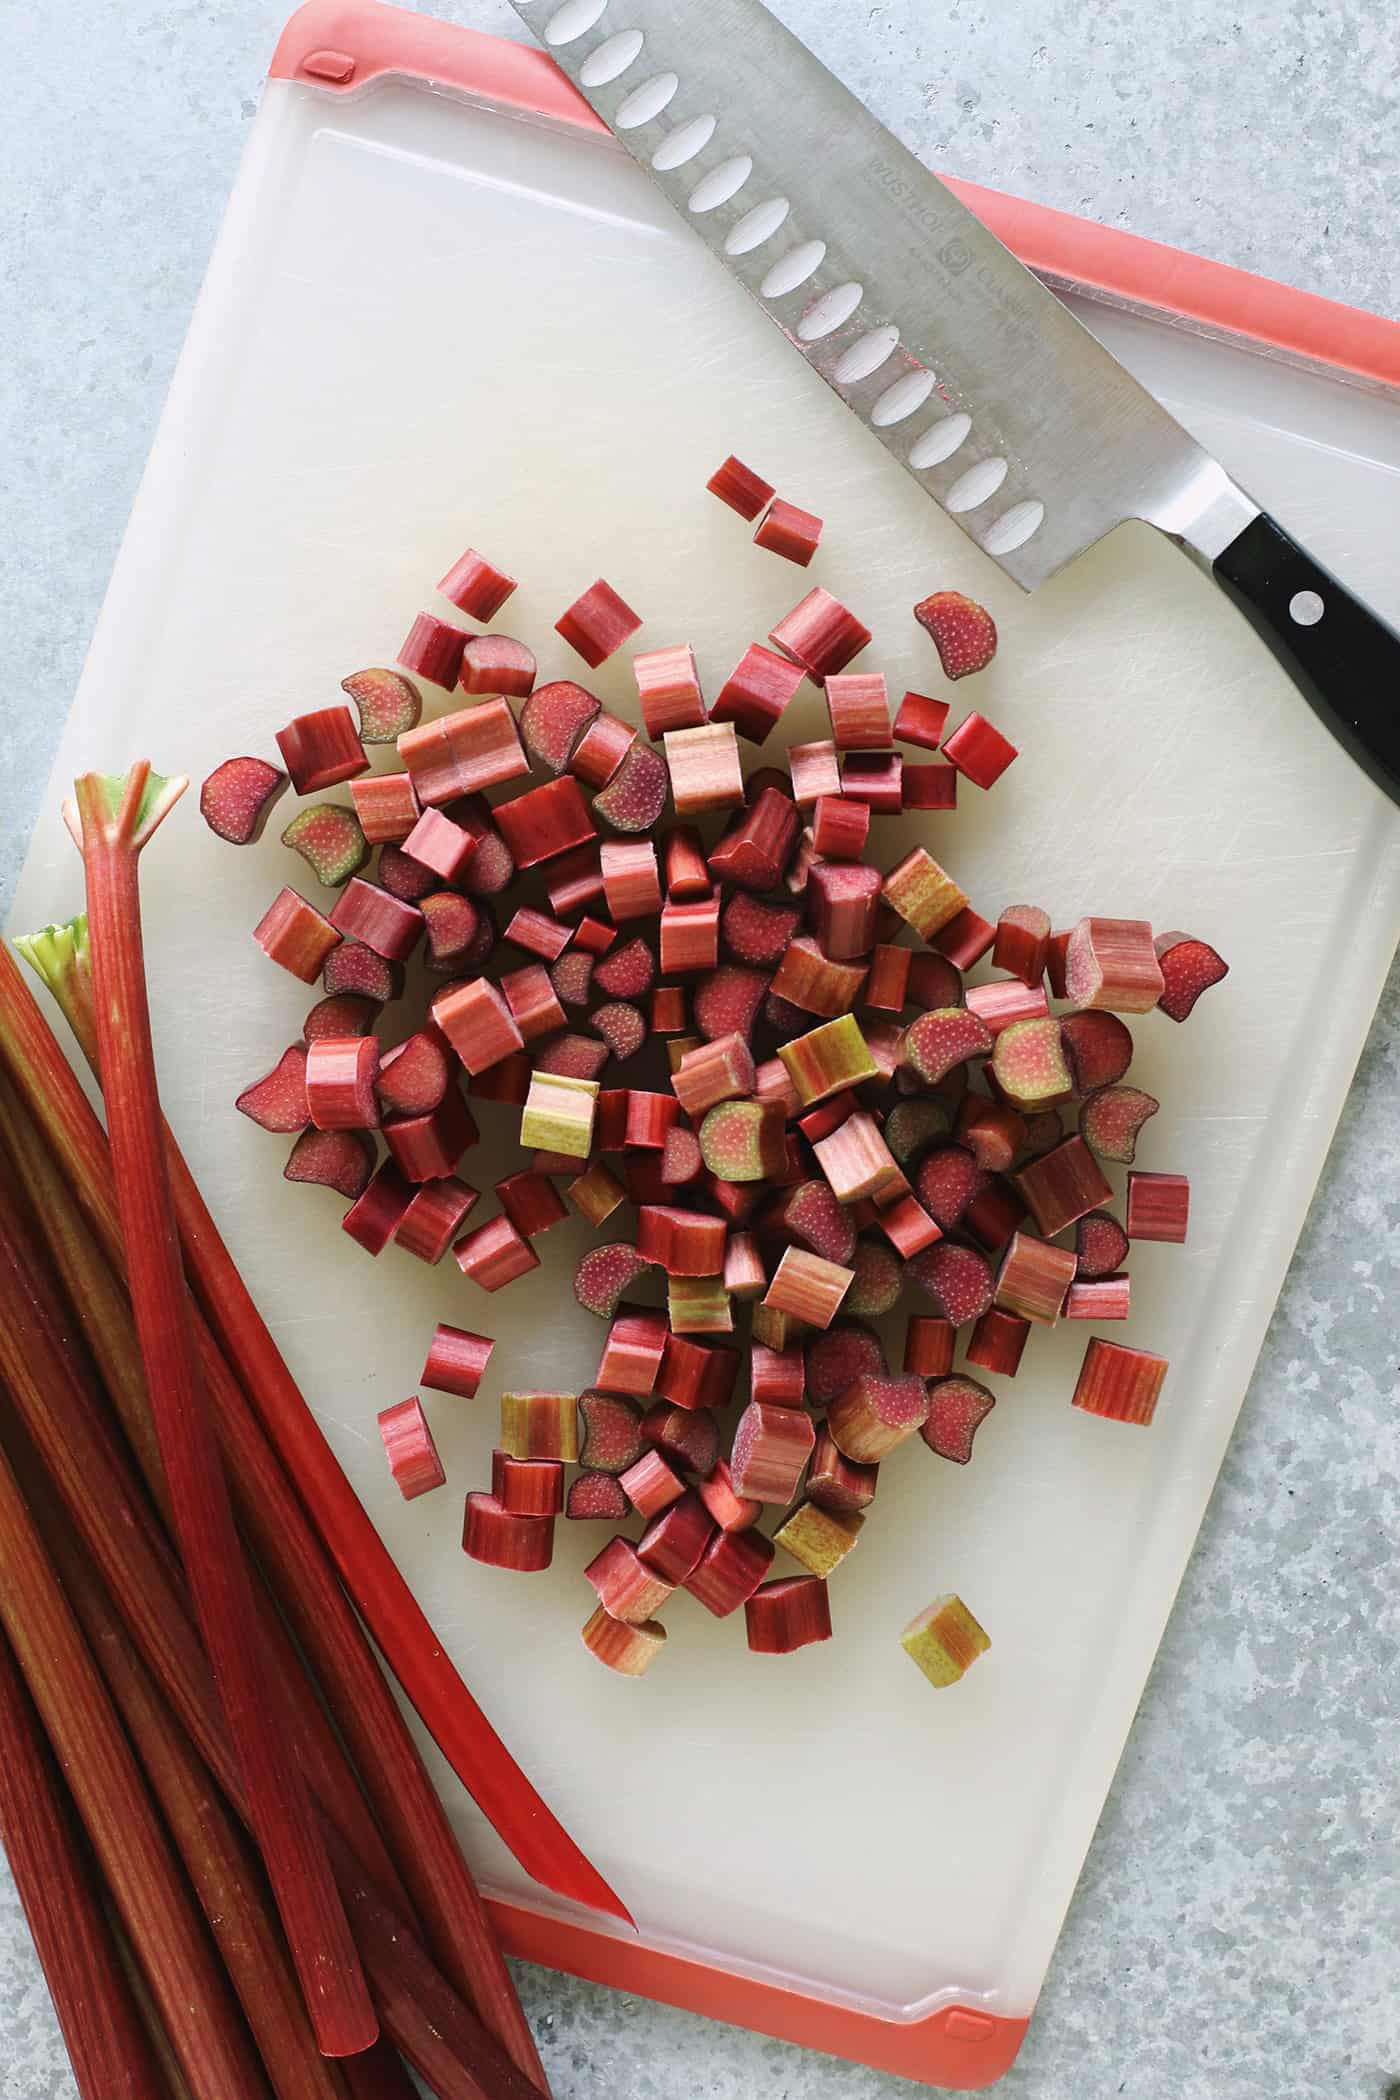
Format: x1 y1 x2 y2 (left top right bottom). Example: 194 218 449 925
1212 512 1400 805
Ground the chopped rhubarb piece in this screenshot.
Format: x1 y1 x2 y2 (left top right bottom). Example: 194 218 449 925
806 1425 878 1513
200 755 287 843
764 1245 853 1330
449 795 515 897
795 1088 856 1141
382 1084 477 1181
813 1112 901 1205
569 709 637 792
330 878 422 962
893 690 951 749
913 1144 981 1231
398 611 467 688
882 846 968 940
1019 1108 1065 1161
419 891 482 973
804 1319 886 1405
350 773 420 847
284 1125 375 1199
788 738 843 806
843 1237 903 1317
592 934 656 1002
745 1575 833 1654
637 1204 726 1277
566 1470 631 1520
659 897 720 974
686 1526 775 1618
341 667 423 745
651 984 690 1032
932 906 996 971
1066 1275 1131 1319
1059 1010 1134 1094
467 1049 531 1104
992 906 1051 988
596 1305 668 1396
493 777 596 871
902 1007 993 1085
1074 1209 1130 1279
723 1231 767 1300
749 1339 806 1410
691 965 769 1046
708 453 776 519
1126 1170 1190 1243
901 1595 990 1687
585 1538 675 1624
770 586 871 683
236 1044 310 1133
495 1169 568 1240
710 643 805 745
636 1493 715 1585
907 1239 996 1324
342 1159 414 1254
499 961 566 1043
914 590 997 679
754 496 823 566
696 1459 758 1535
965 1308 1031 1378
403 807 477 885
421 1323 494 1399
503 905 572 962
708 785 800 891
549 950 595 1010
492 1450 565 1518
765 988 814 1037
395 1175 480 1263
827 1370 929 1462
955 1097 1027 1175
437 546 517 621
275 706 369 794
594 1089 631 1151
592 1001 646 1063
864 943 911 1012
921 1374 996 1463
577 1391 645 1473
732 1402 815 1504
1065 917 1164 1014
774 1500 862 1578
619 1451 686 1521
942 712 1017 788
662 826 711 902
625 1090 681 1150
1046 928 1073 998
990 1016 1073 1109
254 886 342 983
656 1334 738 1412
556 578 643 667
885 1098 952 1163
454 1214 541 1292
1079 1084 1160 1163
661 1123 703 1183
807 861 882 961
306 1035 380 1130
699 1098 785 1182
458 633 536 700
378 1397 445 1498
775 1179 857 1266
1154 931 1229 1023
1072 1338 1168 1426
433 978 523 1073
667 1275 733 1335
592 740 670 834
535 1032 609 1084
776 1016 876 1107
995 1230 1076 1324
750 1301 800 1351
664 722 746 815
769 935 867 1018
399 699 529 805
520 679 600 774
633 644 706 737
811 795 871 859
538 853 602 927
581 1604 666 1674
901 760 958 811
463 1493 554 1571
825 671 893 749
903 1315 955 1377
1014 1134 1113 1236
499 1391 579 1462
643 1401 720 1477
838 750 903 812
520 1070 598 1158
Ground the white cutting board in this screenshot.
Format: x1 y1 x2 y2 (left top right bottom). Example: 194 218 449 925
10 69 1400 2033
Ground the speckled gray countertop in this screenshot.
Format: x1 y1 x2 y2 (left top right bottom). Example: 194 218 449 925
2 3 1397 2095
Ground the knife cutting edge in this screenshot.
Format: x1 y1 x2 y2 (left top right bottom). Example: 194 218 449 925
509 0 1400 805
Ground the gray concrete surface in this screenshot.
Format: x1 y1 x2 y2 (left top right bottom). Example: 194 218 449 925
1 2 1397 2095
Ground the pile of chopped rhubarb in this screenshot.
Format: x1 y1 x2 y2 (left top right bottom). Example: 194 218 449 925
212 460 1226 1684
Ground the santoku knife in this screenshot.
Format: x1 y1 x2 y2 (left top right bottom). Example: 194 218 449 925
510 0 1400 803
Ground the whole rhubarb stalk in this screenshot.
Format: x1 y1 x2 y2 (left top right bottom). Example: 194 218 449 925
69 762 375 2057
15 913 629 1932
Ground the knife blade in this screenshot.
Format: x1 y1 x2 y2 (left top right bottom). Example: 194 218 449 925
509 0 1400 803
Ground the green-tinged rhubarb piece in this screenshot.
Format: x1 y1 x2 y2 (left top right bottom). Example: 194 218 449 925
881 846 968 939
900 1595 991 1688
777 1015 879 1106
281 803 369 887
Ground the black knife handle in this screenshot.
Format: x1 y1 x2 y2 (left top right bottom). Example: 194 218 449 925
1212 511 1400 804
